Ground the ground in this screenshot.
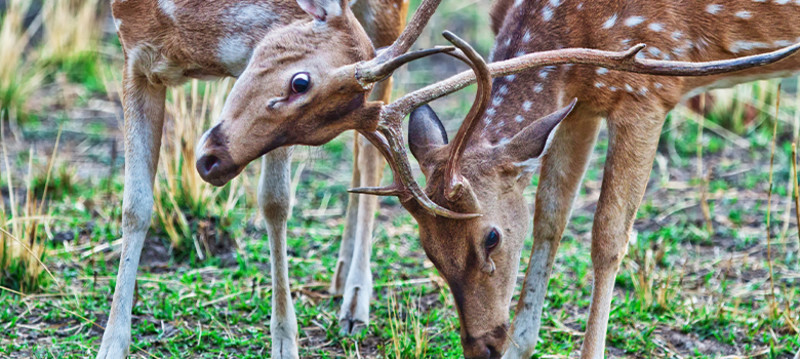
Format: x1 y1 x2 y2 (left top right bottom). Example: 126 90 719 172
1 1 799 358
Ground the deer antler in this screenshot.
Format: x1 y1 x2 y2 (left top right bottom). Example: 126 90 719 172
440 31 492 202
352 0 446 85
350 31 489 219
355 40 800 218
390 41 800 111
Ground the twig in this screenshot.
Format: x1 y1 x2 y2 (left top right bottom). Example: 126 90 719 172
765 83 781 317
697 94 714 234
793 143 800 265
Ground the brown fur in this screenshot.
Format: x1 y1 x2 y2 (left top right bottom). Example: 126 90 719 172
407 1 800 358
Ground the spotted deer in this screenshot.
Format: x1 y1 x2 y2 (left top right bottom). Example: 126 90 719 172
98 0 434 357
402 1 800 358
197 0 800 358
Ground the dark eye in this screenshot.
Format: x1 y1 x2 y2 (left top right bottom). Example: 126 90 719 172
291 73 310 94
485 228 500 251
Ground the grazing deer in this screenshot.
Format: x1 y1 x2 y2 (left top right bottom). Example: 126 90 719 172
402 1 800 358
99 0 424 357
198 0 800 358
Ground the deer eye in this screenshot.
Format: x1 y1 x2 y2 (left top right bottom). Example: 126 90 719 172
291 73 310 94
485 228 500 251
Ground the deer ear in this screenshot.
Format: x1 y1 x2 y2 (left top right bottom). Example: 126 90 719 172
409 104 449 164
502 98 577 166
296 0 347 21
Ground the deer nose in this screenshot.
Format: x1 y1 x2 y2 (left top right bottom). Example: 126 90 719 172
197 154 221 177
462 336 504 359
462 341 501 359
195 126 239 186
461 324 508 359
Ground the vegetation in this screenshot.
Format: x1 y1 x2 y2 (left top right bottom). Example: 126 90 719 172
1 0 799 358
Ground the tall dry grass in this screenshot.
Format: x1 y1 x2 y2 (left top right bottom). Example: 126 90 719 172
0 125 60 292
154 79 244 254
0 0 43 125
39 0 102 61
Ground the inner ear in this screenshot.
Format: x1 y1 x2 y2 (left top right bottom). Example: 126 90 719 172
503 98 577 163
408 104 448 162
296 0 346 21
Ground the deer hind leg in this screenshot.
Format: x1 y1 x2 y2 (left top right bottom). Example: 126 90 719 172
337 77 390 335
97 70 165 359
503 112 602 359
580 108 666 359
258 147 300 359
330 139 361 296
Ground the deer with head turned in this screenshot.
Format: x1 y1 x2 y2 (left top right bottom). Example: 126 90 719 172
99 0 436 357
198 0 800 357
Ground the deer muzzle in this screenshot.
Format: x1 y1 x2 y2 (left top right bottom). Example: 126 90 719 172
196 125 242 187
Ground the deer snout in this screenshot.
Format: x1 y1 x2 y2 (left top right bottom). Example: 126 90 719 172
196 126 240 186
461 325 508 359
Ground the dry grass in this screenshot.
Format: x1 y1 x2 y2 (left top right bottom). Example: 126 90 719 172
0 0 43 126
154 79 243 252
0 124 60 292
38 0 102 61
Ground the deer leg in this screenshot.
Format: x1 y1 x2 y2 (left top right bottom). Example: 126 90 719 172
337 79 390 335
258 147 300 359
338 134 386 335
503 113 601 359
580 110 666 359
330 138 361 295
97 72 165 359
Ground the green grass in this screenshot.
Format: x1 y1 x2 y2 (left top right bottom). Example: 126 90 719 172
2 1 800 358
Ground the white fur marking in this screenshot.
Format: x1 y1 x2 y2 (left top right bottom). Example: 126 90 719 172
542 6 554 21
515 115 525 123
523 101 532 111
706 4 723 14
534 84 544 93
729 40 775 53
624 16 645 27
735 10 752 19
603 14 618 29
596 67 609 75
158 0 177 21
648 23 664 32
217 35 252 77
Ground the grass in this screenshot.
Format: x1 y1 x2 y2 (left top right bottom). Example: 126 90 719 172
1 0 800 358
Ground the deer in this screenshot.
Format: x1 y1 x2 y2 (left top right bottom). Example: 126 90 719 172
98 0 443 357
196 0 800 358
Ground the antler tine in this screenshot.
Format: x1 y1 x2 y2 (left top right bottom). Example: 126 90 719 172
439 31 492 202
355 0 445 84
374 0 442 63
357 46 456 84
388 41 800 116
350 129 481 219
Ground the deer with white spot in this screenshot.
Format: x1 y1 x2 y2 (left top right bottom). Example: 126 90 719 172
195 0 800 358
97 0 455 357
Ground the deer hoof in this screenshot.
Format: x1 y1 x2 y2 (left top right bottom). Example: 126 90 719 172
96 329 131 359
271 335 300 359
338 285 370 335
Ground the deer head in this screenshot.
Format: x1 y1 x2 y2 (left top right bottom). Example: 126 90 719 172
196 0 448 187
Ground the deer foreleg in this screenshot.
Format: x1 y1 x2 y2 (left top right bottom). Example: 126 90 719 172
97 71 165 359
504 114 601 359
580 108 666 359
258 147 299 359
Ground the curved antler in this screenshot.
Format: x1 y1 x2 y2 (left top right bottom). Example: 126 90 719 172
389 41 800 116
350 31 490 219
352 0 446 84
440 31 492 202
